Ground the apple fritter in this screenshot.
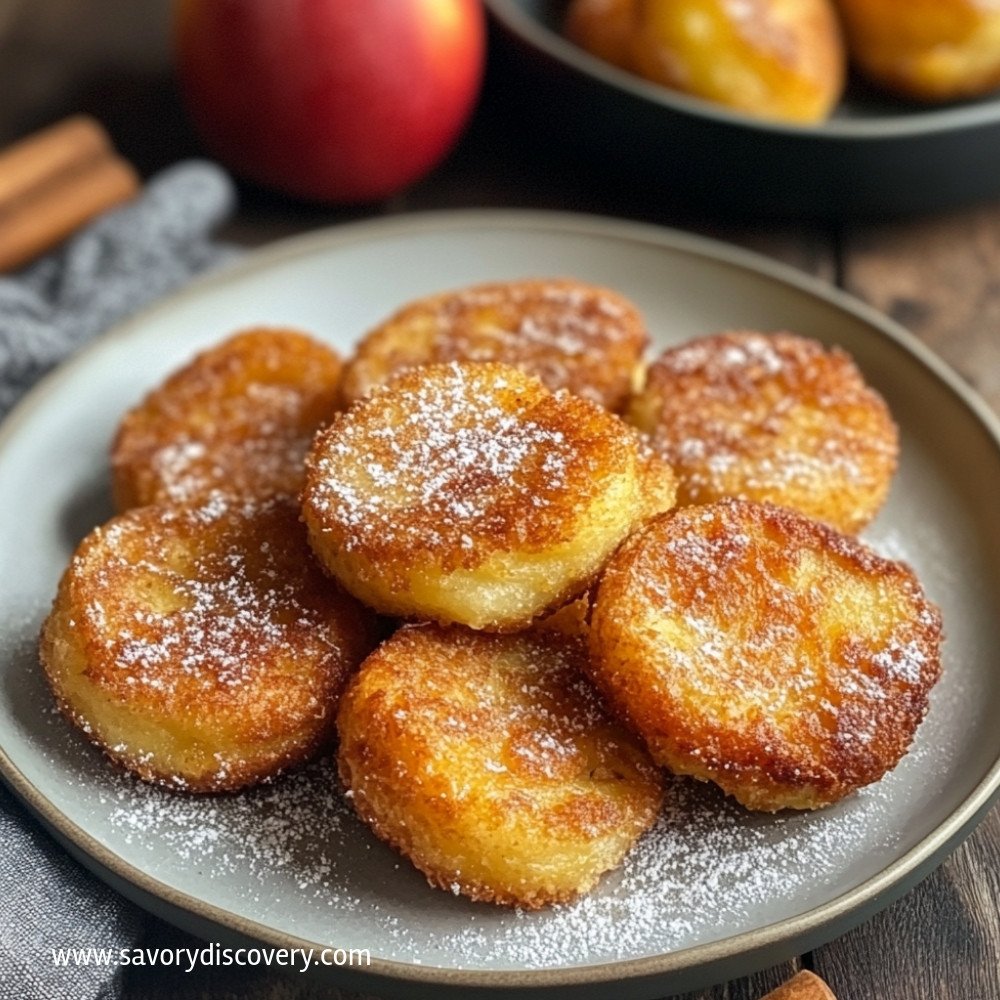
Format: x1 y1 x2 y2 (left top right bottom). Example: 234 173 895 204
302 361 676 631
588 499 943 811
566 0 845 124
627 330 898 534
40 497 378 792
337 279 648 412
111 327 342 510
837 0 1000 102
337 623 664 907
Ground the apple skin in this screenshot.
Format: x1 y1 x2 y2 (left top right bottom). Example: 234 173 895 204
174 0 486 203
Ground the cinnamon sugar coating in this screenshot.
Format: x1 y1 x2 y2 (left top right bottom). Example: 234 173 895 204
338 279 648 412
302 362 676 631
40 497 378 792
111 328 343 510
588 500 943 811
627 331 899 534
337 624 663 907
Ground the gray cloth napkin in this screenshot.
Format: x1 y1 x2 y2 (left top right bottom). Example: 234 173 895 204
0 159 239 418
0 160 239 1000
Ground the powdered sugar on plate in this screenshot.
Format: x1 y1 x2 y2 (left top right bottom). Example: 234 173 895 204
5 452 974 974
21 523 962 973
8 514 969 972
1 220 998 987
67 694 957 971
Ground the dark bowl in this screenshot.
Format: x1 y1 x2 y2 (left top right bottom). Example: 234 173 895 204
485 0 1000 219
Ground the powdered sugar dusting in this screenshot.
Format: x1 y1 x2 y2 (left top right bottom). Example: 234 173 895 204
305 363 605 563
79 498 343 696
342 279 646 410
148 434 314 506
11 481 979 974
660 334 787 378
71 712 957 970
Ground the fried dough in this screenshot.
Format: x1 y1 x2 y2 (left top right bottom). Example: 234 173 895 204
303 362 676 630
588 500 943 811
111 327 342 510
337 624 664 906
627 331 898 534
40 497 378 792
338 279 648 412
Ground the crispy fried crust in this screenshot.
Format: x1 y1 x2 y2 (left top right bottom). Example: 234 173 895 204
337 279 648 412
536 594 593 638
40 498 378 792
627 330 898 534
588 499 943 811
111 328 343 510
837 0 1000 102
337 624 664 907
303 362 676 631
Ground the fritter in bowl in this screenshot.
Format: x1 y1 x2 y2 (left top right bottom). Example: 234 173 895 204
837 0 1000 102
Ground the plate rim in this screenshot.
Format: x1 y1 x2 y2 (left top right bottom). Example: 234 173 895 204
485 0 1000 140
3 207 1000 993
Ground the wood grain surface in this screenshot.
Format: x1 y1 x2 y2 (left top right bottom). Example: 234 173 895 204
842 209 1000 416
2 3 999 1000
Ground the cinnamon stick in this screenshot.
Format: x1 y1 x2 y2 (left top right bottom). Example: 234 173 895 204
761 970 837 1000
0 115 113 206
0 153 140 272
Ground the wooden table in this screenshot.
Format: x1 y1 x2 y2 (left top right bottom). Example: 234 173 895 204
3 3 999 998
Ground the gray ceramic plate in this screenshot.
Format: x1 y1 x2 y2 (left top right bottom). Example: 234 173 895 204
2 211 1000 999
486 0 1000 217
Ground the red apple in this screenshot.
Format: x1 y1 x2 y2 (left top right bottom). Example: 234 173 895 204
174 0 486 203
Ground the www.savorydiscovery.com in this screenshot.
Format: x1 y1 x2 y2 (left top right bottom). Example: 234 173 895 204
50 943 371 973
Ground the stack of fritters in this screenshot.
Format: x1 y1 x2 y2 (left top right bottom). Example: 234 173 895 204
40 278 942 909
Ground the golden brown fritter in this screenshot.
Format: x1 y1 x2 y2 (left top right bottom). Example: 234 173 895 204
40 497 378 792
111 327 342 510
337 624 664 907
567 0 846 124
337 279 648 412
302 362 676 631
588 499 943 811
627 330 898 534
836 0 1000 102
